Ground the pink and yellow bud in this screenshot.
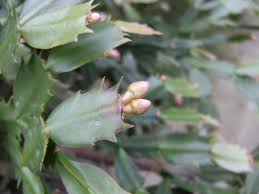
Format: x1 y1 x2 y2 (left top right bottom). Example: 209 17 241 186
19 37 26 44
160 75 167 81
175 94 183 106
123 99 151 116
87 12 102 23
121 81 150 105
106 49 121 60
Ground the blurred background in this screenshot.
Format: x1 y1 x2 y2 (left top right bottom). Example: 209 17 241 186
213 12 259 150
96 0 259 150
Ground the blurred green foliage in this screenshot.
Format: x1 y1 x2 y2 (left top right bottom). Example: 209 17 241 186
1 0 259 194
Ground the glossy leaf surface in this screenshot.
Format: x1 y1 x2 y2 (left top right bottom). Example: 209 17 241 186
46 22 130 72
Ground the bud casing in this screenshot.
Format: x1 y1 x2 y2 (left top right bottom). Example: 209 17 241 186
106 49 121 60
87 12 102 23
121 81 150 105
123 99 151 116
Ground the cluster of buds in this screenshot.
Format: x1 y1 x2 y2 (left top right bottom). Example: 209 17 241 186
120 81 151 117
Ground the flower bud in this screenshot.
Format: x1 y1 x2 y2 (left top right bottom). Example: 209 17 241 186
87 12 102 23
202 115 221 128
121 81 150 105
106 49 121 60
160 75 167 81
19 37 26 44
175 94 183 106
123 99 151 116
192 83 200 91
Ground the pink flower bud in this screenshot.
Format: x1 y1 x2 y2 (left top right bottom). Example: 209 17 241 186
175 94 183 106
160 75 167 81
106 49 121 60
19 37 26 44
123 99 151 116
87 12 102 23
121 81 150 105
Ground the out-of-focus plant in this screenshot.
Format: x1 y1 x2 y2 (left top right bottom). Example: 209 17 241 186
1 0 259 194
